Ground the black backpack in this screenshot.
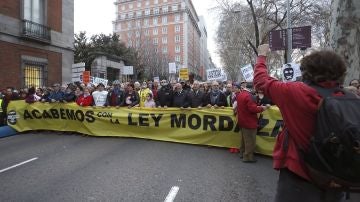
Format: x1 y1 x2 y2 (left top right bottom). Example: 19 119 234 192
302 85 360 192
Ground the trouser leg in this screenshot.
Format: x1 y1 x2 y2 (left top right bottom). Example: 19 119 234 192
239 130 245 158
241 128 257 161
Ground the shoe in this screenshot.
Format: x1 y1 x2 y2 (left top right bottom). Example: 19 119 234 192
239 153 243 159
242 159 257 163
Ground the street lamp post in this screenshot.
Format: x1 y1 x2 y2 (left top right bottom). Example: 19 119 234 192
286 0 292 63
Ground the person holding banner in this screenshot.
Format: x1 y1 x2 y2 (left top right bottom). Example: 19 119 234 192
236 86 270 162
172 83 190 108
106 80 125 108
188 80 206 108
254 44 346 201
204 81 226 108
92 83 108 107
138 82 153 107
76 87 93 107
124 83 140 108
156 80 173 108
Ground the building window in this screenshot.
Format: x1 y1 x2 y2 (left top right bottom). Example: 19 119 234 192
153 28 158 35
144 19 149 26
136 40 140 47
153 17 158 25
175 25 180 32
23 62 46 88
136 31 140 37
162 6 168 13
128 12 134 18
127 22 132 28
137 1 141 7
136 20 141 27
146 1 150 6
175 35 180 43
145 29 149 35
162 26 167 34
162 16 167 24
136 10 142 17
162 37 167 44
163 0 168 2
153 38 158 45
154 0 158 4
121 13 126 19
172 4 178 11
145 9 150 15
128 40 133 47
175 14 181 22
175 45 181 53
154 7 160 15
162 46 168 53
129 3 133 9
154 47 158 53
24 0 45 24
175 55 181 62
121 5 125 11
127 32 132 37
116 23 121 31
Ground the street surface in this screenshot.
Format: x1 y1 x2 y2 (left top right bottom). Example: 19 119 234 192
0 132 359 202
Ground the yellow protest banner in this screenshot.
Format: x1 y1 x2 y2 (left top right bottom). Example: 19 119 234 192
179 68 189 80
7 101 282 156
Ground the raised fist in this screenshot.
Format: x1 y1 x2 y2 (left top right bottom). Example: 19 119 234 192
258 44 270 56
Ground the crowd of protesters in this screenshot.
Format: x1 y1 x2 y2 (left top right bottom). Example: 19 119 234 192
0 77 359 162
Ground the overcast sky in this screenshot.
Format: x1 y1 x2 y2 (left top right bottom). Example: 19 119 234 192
74 0 220 67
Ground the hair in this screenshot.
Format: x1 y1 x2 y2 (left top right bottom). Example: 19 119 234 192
300 50 347 83
147 93 153 99
127 83 135 89
349 79 359 86
28 87 36 95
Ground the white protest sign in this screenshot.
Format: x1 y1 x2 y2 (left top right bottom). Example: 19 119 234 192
220 69 227 81
206 68 223 81
92 77 108 86
282 63 301 82
153 77 160 82
71 63 85 82
168 62 176 74
123 66 134 75
240 64 254 82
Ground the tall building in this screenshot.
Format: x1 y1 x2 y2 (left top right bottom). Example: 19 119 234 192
198 16 209 79
113 0 204 79
0 0 74 89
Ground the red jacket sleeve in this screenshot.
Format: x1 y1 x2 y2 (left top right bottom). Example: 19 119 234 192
245 93 263 113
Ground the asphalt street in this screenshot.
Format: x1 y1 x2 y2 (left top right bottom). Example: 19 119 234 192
0 132 359 202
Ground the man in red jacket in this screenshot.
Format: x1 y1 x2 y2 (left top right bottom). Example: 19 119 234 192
254 44 346 201
236 87 269 162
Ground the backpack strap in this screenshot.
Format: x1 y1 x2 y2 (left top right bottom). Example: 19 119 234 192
308 84 342 98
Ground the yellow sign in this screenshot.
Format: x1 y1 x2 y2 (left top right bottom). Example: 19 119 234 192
179 68 189 80
7 101 282 156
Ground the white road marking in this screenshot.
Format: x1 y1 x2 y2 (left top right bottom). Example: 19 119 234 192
0 157 38 173
164 186 180 202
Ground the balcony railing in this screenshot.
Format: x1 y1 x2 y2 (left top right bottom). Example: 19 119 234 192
22 19 51 43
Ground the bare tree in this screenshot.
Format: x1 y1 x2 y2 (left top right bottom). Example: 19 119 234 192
215 0 332 80
329 0 360 85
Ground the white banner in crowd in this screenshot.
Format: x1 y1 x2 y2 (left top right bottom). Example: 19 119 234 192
71 63 85 82
92 77 108 86
168 62 177 74
282 63 301 82
122 66 134 75
220 69 227 82
207 68 223 81
241 64 254 82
